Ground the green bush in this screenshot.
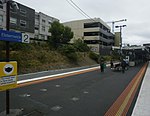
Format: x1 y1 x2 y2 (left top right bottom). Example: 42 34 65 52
89 52 99 63
111 51 121 60
10 43 33 51
73 39 90 52
58 45 78 62
103 56 112 61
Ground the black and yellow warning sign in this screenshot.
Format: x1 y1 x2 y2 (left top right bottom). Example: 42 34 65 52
0 61 17 91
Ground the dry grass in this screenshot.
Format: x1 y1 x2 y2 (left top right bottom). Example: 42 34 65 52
0 46 97 74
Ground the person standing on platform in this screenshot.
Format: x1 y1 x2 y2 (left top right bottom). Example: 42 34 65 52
100 61 106 72
110 59 114 69
121 59 126 73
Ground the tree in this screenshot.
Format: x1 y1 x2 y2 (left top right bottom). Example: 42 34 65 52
48 21 73 49
48 21 64 48
62 26 73 44
73 39 90 52
58 45 78 62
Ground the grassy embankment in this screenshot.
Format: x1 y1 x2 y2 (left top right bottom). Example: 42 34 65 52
0 43 97 74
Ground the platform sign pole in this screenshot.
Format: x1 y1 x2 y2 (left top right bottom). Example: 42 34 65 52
0 1 29 115
6 1 10 114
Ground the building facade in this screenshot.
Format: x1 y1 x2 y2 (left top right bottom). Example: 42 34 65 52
34 12 59 41
0 1 35 38
10 2 35 38
0 1 59 42
63 18 114 54
0 1 113 49
115 32 121 47
0 1 6 30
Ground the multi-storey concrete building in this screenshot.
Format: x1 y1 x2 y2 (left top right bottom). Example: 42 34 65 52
63 18 114 54
0 1 113 50
10 2 35 38
0 1 35 39
0 1 59 42
0 1 6 30
34 12 59 41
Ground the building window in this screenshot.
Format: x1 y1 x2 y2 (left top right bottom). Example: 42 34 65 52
35 35 38 39
35 14 39 19
0 1 3 9
84 22 99 28
84 40 99 44
0 15 3 24
84 32 99 36
41 35 45 40
42 26 45 31
20 20 26 27
10 17 17 25
20 9 26 16
35 26 39 30
48 20 52 25
42 19 45 23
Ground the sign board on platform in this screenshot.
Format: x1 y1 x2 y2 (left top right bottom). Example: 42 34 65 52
0 30 30 43
0 61 17 91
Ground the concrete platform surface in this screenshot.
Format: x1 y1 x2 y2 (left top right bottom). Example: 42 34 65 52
132 62 150 116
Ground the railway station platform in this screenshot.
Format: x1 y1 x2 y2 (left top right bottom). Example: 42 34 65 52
132 61 150 116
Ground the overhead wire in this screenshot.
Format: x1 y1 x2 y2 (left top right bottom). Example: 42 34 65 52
65 0 89 19
65 0 96 22
69 0 93 20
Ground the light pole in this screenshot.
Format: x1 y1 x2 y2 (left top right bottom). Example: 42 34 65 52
115 25 126 48
106 19 127 33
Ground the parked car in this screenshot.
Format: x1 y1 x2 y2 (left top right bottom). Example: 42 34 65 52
111 61 128 71
111 62 122 71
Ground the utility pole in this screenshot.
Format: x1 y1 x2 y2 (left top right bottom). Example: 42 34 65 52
106 19 127 33
115 25 127 48
115 25 127 57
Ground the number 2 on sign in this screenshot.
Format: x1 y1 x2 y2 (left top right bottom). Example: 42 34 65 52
22 33 29 43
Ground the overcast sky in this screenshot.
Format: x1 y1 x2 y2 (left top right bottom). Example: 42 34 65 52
15 0 150 45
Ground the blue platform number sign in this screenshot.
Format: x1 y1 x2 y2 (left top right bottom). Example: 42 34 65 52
0 30 22 42
0 30 30 43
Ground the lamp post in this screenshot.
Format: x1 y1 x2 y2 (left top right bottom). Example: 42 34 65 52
112 19 127 33
115 25 126 48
